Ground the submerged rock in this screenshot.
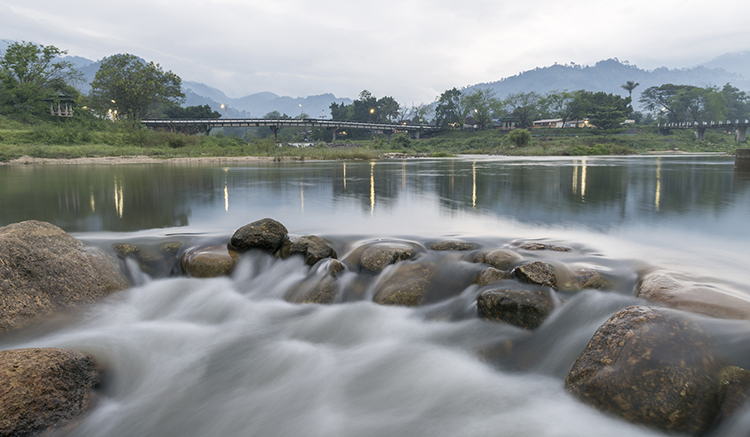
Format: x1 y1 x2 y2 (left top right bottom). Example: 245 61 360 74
474 267 513 287
717 366 750 422
477 289 555 329
565 305 723 435
230 218 288 254
474 249 523 270
427 240 474 251
516 242 572 252
285 259 345 304
373 261 436 306
0 348 99 436
279 235 337 266
575 269 609 290
181 245 240 278
0 221 129 332
515 261 557 289
637 272 750 320
360 243 414 272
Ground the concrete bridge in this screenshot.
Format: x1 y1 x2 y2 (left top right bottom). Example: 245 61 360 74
141 118 436 140
658 119 750 142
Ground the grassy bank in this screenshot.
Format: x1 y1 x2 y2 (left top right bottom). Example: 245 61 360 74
0 112 742 162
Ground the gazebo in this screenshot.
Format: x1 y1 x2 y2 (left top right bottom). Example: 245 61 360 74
45 91 75 117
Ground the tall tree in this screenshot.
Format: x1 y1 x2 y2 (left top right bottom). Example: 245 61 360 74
721 84 750 121
89 54 183 123
639 84 686 123
504 91 543 128
620 81 639 100
580 91 631 130
461 89 496 129
377 96 400 122
0 41 81 111
435 88 463 129
543 90 584 128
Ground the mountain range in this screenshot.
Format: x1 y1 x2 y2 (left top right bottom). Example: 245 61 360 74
2 38 750 115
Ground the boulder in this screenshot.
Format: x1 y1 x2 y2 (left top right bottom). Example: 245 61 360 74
279 235 337 266
114 242 181 277
0 221 129 333
515 261 557 289
373 262 436 306
637 272 750 319
475 249 523 271
474 267 513 287
181 245 240 278
477 289 555 329
565 305 723 435
0 348 99 436
230 218 288 254
285 259 344 304
427 240 474 251
717 366 750 422
360 243 414 272
576 269 609 290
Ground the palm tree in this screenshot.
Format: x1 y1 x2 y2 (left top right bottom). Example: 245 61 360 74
621 81 639 100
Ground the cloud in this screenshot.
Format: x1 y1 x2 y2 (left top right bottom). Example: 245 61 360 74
2 0 750 103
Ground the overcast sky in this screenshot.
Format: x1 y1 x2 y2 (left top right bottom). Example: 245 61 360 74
2 0 749 104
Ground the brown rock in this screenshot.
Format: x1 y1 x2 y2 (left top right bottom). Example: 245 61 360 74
279 235 337 266
477 289 555 329
565 305 723 435
474 267 513 287
0 348 99 436
517 242 572 252
230 218 288 254
360 243 414 272
181 245 240 278
0 221 130 333
576 269 609 290
515 261 557 289
475 249 523 270
717 366 750 422
637 272 750 320
427 240 474 251
373 262 435 306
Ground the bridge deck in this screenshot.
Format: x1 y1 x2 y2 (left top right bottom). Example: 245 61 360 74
142 118 435 131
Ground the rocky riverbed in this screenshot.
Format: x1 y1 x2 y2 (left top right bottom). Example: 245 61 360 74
2 218 750 436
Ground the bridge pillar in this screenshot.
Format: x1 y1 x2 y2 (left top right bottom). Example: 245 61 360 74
695 127 706 141
329 127 339 142
408 130 420 140
269 125 279 139
736 126 748 142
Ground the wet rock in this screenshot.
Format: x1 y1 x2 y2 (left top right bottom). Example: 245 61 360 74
474 267 513 287
181 245 240 278
0 348 99 436
515 261 557 289
477 289 555 329
230 218 288 254
637 273 750 320
717 366 750 421
427 240 474 251
360 243 414 272
113 243 140 257
475 249 524 270
279 235 337 266
576 269 609 290
159 241 184 256
287 276 338 304
0 221 129 333
565 305 723 435
516 242 572 252
373 262 436 306
327 259 345 276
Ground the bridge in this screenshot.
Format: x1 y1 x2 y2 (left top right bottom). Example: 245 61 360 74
141 118 437 141
657 119 750 142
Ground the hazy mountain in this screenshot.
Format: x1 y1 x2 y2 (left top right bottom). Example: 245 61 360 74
464 58 748 109
700 51 750 77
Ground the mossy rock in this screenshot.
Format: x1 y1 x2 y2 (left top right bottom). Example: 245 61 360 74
717 366 750 422
474 267 513 287
515 261 557 289
360 243 414 272
427 240 474 251
517 242 572 252
565 305 724 435
278 235 337 266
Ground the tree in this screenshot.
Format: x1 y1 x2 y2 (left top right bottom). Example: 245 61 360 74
461 89 496 129
163 104 220 119
580 91 631 130
89 54 183 123
504 91 543 128
639 84 687 124
621 81 639 100
543 90 584 128
435 88 463 129
377 96 400 123
0 41 81 111
721 84 750 121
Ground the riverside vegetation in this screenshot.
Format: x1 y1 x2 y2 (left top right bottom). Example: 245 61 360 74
0 111 741 163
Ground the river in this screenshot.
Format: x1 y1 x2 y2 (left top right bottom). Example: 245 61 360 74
1 155 749 436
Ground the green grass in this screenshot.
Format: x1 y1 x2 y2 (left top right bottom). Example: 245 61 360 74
0 111 742 163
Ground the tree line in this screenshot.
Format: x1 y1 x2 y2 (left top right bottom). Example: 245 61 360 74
2 41 750 132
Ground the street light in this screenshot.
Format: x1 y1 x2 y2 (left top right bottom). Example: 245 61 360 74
220 104 227 118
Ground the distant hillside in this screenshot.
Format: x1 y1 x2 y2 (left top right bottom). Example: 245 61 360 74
699 51 750 77
465 59 749 109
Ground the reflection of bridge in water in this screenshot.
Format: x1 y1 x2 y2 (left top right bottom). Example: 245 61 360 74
658 119 750 141
142 118 437 140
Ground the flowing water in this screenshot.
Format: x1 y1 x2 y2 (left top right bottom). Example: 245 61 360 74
1 155 750 436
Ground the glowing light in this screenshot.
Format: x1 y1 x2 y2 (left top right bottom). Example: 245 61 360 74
343 162 347 189
114 176 124 218
655 157 662 211
572 161 578 193
581 159 587 202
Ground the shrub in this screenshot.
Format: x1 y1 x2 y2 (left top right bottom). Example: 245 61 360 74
507 129 531 147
